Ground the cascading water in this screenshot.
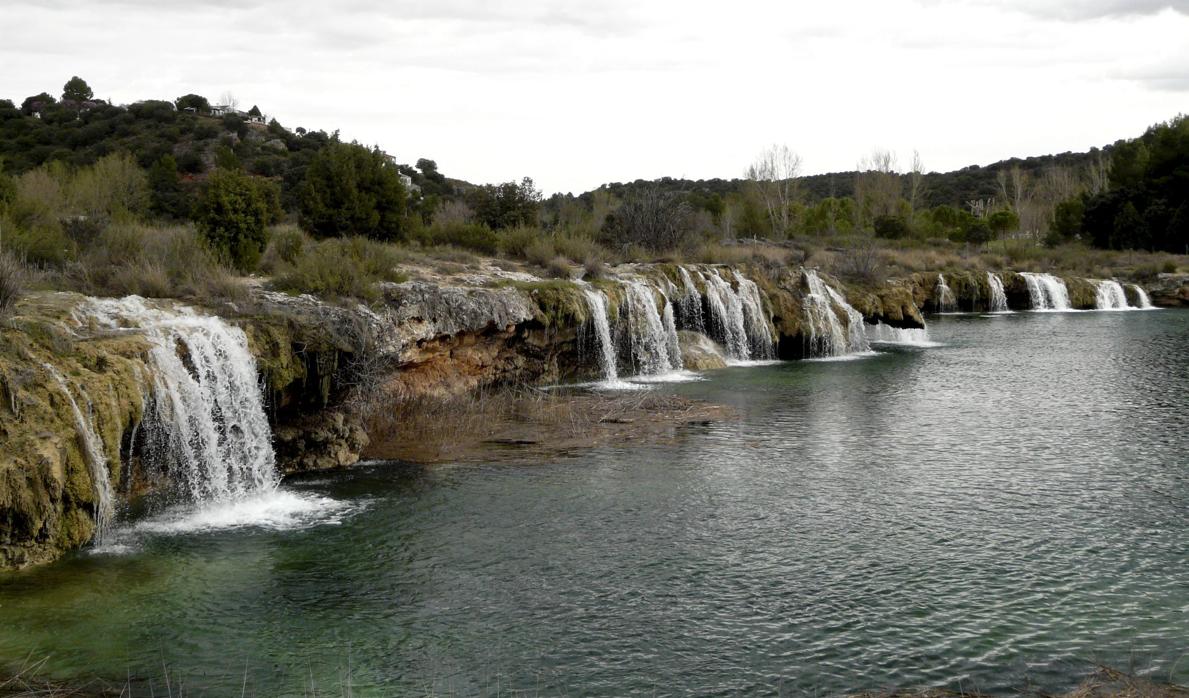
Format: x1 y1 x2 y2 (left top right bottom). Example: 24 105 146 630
580 287 620 383
1131 284 1155 309
801 270 870 358
82 297 278 503
659 290 684 369
701 270 750 360
987 272 1010 313
1094 280 1132 310
935 274 957 313
733 271 776 360
622 280 678 376
677 267 706 334
1020 272 1072 311
44 364 116 542
865 322 938 347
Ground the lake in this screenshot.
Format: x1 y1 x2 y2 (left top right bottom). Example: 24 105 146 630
1 309 1186 696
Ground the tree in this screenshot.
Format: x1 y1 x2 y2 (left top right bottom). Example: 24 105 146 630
148 154 189 219
62 76 93 102
298 141 408 240
987 209 1020 239
195 168 270 271
247 105 262 117
467 177 541 230
175 94 211 113
906 151 929 218
854 149 901 229
20 93 56 116
600 187 694 251
745 144 802 237
1047 197 1084 246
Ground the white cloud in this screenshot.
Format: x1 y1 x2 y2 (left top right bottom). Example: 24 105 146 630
1 0 1186 193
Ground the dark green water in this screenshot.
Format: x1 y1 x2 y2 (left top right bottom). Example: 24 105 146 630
2 310 1187 696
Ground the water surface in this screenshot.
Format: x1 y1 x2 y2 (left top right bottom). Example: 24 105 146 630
2 310 1187 696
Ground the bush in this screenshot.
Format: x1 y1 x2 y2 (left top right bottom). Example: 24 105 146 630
422 221 499 255
873 215 910 240
498 225 539 258
260 225 308 273
6 222 76 267
522 238 556 266
543 256 572 279
195 168 271 272
272 237 407 300
69 222 244 299
0 250 27 316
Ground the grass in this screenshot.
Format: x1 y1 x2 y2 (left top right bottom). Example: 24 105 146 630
0 251 27 317
59 222 246 301
269 235 409 301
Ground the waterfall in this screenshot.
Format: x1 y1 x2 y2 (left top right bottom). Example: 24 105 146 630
44 364 116 542
659 292 684 369
935 274 956 313
580 287 620 382
622 280 677 375
1020 272 1072 311
733 271 776 360
677 267 705 333
701 270 750 359
1131 284 1155 309
987 272 1010 313
83 297 277 504
1094 280 1131 310
801 270 870 358
865 322 937 347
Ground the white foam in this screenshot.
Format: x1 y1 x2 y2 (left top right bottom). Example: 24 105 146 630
132 490 354 536
627 370 705 383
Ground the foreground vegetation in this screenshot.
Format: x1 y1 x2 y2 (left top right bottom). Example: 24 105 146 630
0 78 1185 311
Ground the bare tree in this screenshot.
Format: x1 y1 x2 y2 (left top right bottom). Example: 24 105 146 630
907 150 929 218
745 144 802 237
854 149 901 226
1087 151 1111 195
219 91 239 111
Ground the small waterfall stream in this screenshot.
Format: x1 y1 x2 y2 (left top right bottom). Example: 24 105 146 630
865 323 936 346
702 270 750 360
987 273 1010 313
802 270 870 358
677 267 706 334
935 274 957 312
1094 280 1132 310
1131 284 1155 309
1020 273 1072 311
623 280 679 376
580 287 620 383
44 364 116 542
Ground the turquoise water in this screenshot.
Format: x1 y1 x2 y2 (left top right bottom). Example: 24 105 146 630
1 310 1187 696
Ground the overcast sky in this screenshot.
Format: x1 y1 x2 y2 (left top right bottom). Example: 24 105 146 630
2 0 1187 193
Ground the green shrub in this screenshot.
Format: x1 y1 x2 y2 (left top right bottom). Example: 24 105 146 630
260 225 309 273
1162 259 1178 274
424 221 499 255
498 226 539 257
522 238 556 266
69 223 244 299
6 222 76 267
272 237 407 300
195 168 271 272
